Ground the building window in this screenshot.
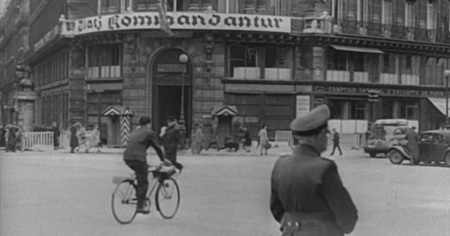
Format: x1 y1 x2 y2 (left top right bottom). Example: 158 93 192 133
167 0 184 11
88 45 122 79
382 54 393 73
228 44 292 80
273 0 288 16
135 0 156 11
357 0 369 22
100 0 120 14
382 0 393 25
427 0 436 29
406 56 412 70
405 1 415 27
398 100 418 120
331 0 344 19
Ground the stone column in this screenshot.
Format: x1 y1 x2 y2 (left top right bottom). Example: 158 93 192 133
68 42 87 124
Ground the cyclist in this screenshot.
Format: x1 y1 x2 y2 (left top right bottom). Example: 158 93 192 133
123 116 170 214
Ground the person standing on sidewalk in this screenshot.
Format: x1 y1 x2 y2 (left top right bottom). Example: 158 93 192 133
160 116 184 171
330 128 343 156
51 122 60 150
270 105 358 236
69 122 79 153
124 116 169 214
258 124 269 155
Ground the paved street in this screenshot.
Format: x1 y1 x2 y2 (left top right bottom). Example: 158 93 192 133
1 147 450 236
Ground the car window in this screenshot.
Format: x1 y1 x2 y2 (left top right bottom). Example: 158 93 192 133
420 133 433 142
393 128 406 136
433 134 445 144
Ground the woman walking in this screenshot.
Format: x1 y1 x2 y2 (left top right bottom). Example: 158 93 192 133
258 124 269 155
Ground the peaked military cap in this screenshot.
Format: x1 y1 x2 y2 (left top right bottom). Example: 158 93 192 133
290 104 330 135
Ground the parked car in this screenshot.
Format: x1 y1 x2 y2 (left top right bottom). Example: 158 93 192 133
388 130 450 166
364 119 416 157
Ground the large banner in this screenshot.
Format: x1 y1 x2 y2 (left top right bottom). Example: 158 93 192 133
71 12 291 35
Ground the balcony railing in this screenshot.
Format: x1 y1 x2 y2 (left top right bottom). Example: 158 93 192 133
292 17 449 44
332 18 449 44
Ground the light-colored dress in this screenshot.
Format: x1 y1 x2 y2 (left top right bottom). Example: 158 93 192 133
258 128 268 153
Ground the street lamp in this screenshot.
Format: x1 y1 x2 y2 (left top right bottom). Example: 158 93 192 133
179 53 188 148
444 70 450 125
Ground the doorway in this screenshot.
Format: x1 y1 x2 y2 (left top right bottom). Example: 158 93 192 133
156 85 191 135
151 48 193 137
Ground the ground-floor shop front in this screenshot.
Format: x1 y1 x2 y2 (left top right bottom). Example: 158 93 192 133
223 81 448 142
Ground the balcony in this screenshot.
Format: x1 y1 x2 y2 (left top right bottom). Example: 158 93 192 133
331 18 450 44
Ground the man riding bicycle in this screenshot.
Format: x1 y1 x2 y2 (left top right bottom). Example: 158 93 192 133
123 116 171 214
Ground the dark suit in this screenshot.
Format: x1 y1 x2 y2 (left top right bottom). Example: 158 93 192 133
271 144 358 236
161 124 183 170
123 126 165 203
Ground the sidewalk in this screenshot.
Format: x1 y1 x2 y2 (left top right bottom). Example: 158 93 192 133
2 144 364 157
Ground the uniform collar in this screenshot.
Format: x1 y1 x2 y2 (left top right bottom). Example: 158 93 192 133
293 144 321 157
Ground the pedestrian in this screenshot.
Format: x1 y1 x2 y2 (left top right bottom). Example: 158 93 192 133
258 124 269 155
86 124 102 153
160 116 184 171
51 122 60 150
77 123 87 151
0 125 5 147
240 126 252 152
330 128 343 156
192 124 204 155
123 116 170 214
5 124 18 152
270 104 358 236
69 122 79 153
406 126 420 164
15 125 24 152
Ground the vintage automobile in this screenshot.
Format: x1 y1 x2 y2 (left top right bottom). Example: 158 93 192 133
388 130 450 166
364 119 416 158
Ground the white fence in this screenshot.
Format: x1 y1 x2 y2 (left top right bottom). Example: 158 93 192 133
23 132 54 150
274 130 367 149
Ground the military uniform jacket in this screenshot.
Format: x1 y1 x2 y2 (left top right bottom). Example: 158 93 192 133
270 144 358 235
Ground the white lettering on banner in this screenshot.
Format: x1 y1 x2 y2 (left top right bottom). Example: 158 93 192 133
71 12 291 35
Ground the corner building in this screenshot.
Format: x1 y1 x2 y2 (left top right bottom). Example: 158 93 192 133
24 0 450 146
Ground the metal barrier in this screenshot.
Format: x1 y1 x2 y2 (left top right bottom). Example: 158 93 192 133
274 130 293 147
23 132 54 150
275 130 367 149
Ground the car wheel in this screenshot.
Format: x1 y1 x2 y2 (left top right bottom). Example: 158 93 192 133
389 150 404 165
444 153 450 167
369 152 376 158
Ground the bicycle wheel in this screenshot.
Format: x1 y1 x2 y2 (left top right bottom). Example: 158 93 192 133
155 178 180 219
111 181 137 224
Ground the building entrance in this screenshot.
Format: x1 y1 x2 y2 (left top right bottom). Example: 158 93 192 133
151 49 192 136
156 85 191 134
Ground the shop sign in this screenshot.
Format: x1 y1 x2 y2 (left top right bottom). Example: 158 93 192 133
296 95 310 118
69 12 291 35
318 85 425 97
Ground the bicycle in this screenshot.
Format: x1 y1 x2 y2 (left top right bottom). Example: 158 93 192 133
111 163 180 224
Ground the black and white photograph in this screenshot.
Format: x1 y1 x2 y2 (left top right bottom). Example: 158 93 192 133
1 0 450 235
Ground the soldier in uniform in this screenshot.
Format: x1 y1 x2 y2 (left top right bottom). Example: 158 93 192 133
270 104 358 236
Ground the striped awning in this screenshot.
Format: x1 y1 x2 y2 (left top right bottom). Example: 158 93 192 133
103 106 134 116
211 105 238 116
